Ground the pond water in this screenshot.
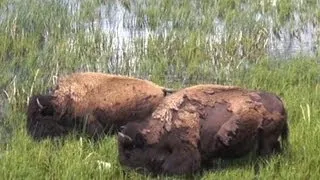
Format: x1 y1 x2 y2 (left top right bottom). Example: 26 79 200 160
81 1 319 61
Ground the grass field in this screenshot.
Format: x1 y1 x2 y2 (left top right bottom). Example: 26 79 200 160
0 0 319 179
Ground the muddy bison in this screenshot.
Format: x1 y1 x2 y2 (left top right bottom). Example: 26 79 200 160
27 72 175 140
118 84 288 175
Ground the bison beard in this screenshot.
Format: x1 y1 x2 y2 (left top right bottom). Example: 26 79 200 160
27 72 175 140
117 85 289 175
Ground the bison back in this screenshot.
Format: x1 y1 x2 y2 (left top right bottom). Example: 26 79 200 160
51 73 167 133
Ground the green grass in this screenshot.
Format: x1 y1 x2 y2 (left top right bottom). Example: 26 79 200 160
0 59 319 180
0 0 320 179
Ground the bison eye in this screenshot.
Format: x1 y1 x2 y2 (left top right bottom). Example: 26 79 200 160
125 152 131 159
135 133 145 148
123 142 135 150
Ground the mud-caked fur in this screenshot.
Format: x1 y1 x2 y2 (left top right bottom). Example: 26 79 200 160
27 72 175 140
118 84 289 175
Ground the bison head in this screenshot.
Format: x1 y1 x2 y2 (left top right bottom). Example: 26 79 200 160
117 121 201 175
27 95 68 140
117 122 167 174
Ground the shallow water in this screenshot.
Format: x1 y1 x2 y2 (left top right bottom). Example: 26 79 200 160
80 1 319 61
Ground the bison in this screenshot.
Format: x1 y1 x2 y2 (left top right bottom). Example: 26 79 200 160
27 72 175 140
118 84 289 175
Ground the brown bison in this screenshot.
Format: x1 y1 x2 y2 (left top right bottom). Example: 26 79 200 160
118 84 288 175
27 72 175 140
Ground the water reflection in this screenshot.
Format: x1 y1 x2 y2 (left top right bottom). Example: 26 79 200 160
81 1 318 60
268 12 318 59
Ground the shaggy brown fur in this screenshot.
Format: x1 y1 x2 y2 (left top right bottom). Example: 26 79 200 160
118 84 288 175
27 72 175 140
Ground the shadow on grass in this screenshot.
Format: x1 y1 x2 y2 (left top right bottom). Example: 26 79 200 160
25 128 292 180
118 148 293 180
200 147 293 180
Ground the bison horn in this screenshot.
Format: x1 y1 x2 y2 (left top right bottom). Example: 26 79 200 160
36 98 44 109
118 132 133 143
162 88 176 96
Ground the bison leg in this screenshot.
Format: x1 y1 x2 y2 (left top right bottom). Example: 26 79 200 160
84 114 105 140
214 114 260 158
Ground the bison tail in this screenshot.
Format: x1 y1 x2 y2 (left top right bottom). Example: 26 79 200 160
281 120 289 150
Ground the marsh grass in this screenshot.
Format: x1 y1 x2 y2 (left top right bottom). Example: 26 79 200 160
0 0 319 179
0 58 319 180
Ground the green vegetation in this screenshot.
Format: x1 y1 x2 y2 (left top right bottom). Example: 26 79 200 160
0 0 319 179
